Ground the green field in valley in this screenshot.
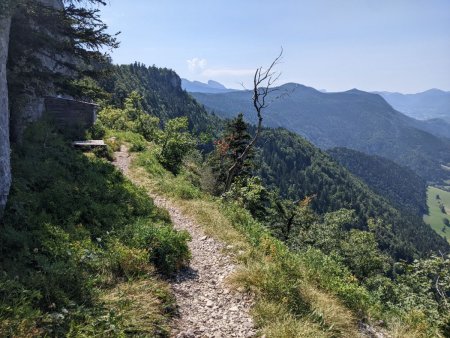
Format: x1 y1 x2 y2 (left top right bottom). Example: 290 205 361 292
424 186 450 243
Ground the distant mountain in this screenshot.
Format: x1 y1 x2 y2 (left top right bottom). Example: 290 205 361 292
192 83 450 182
376 89 450 122
328 147 427 216
181 79 237 93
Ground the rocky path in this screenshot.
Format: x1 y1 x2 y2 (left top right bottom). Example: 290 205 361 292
113 148 256 338
112 145 130 174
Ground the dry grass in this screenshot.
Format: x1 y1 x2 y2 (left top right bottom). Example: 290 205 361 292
302 286 359 337
254 301 330 338
101 278 175 337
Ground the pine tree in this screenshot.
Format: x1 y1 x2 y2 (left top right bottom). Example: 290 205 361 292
225 113 254 178
210 113 254 194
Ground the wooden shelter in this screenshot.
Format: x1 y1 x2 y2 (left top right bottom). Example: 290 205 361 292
44 96 98 130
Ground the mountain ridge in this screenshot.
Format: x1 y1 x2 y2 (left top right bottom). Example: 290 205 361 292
181 78 237 93
191 84 450 182
375 89 450 121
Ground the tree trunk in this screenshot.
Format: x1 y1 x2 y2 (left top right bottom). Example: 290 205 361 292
0 14 12 211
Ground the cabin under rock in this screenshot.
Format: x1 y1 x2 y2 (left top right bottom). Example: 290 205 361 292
44 96 98 131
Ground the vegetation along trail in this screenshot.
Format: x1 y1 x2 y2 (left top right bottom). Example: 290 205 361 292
113 147 256 338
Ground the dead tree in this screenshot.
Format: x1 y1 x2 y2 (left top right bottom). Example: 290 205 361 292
224 49 283 192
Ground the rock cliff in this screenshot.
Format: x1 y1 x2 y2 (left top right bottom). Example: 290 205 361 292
0 15 12 211
1 0 64 211
10 0 65 140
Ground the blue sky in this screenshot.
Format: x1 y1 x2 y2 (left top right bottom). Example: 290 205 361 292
100 0 450 93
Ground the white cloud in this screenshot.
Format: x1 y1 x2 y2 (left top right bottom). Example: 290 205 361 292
187 57 207 73
187 57 254 79
186 57 255 88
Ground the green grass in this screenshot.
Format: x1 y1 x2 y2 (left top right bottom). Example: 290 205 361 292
0 123 189 336
105 130 147 152
424 186 450 243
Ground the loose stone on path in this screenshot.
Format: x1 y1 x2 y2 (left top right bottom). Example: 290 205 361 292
112 148 256 338
152 196 256 338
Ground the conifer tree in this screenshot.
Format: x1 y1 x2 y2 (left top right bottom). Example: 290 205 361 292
210 113 254 194
225 113 254 177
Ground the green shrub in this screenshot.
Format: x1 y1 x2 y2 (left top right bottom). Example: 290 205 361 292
171 175 202 200
0 123 190 335
125 220 191 275
148 226 191 275
97 92 160 142
108 130 147 152
107 239 151 278
88 120 106 139
92 144 114 161
158 117 196 174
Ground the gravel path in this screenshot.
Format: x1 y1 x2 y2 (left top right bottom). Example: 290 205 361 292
112 145 130 174
113 148 256 338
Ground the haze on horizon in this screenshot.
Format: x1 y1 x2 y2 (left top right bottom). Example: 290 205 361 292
101 0 450 94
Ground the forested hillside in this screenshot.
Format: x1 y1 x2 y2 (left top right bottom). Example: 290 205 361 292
255 128 448 259
192 84 450 182
99 63 220 134
328 147 428 215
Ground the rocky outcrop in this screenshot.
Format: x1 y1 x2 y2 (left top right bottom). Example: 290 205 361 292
10 0 65 140
0 15 12 211
1 0 65 211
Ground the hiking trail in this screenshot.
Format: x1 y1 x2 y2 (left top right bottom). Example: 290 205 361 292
113 146 256 338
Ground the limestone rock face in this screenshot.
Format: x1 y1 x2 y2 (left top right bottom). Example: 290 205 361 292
11 0 65 140
0 15 12 211
1 0 64 211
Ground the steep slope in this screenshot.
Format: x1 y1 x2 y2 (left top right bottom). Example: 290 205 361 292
256 128 449 260
192 84 450 182
100 63 220 133
418 118 450 139
0 13 12 210
377 89 450 121
0 124 190 336
327 147 427 215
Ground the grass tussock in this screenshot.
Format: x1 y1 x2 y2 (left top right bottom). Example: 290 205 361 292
253 301 329 338
101 279 175 337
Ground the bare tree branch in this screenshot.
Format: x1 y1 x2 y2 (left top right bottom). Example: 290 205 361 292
224 48 283 192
